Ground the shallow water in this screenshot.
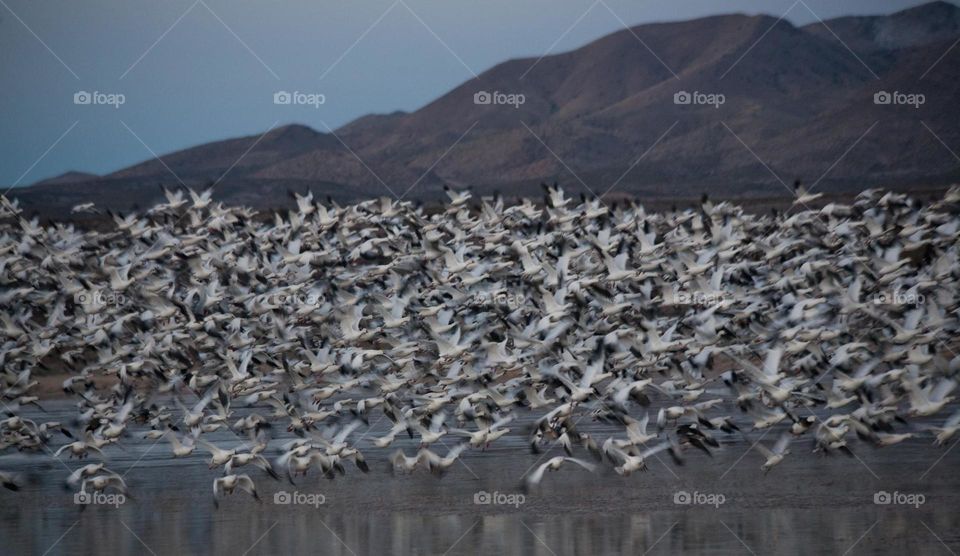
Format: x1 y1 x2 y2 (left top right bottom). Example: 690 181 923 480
2 400 958 555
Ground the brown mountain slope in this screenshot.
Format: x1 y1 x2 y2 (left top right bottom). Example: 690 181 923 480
108 124 339 182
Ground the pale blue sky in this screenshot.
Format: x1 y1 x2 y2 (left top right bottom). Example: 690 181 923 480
0 0 946 186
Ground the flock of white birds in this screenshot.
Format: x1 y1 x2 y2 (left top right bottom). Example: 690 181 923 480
1 184 959 506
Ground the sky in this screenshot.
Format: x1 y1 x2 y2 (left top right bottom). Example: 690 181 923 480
0 0 947 186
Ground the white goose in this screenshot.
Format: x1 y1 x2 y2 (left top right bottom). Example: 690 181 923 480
523 456 597 491
212 474 260 507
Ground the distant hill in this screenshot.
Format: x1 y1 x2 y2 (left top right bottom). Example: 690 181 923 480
31 171 100 187
12 1 960 217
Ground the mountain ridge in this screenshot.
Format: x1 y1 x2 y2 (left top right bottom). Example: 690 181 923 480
13 1 960 216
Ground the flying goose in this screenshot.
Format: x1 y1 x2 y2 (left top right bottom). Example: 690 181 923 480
522 456 597 491
602 439 674 475
0 182 958 502
212 474 260 507
750 432 792 473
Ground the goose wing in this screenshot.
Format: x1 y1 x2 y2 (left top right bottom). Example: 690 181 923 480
561 457 597 472
524 458 556 488
235 474 258 497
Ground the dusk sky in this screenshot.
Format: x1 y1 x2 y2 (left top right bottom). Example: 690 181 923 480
0 0 947 186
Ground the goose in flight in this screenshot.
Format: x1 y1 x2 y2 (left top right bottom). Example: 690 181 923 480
904 376 956 417
415 411 448 447
389 449 428 474
602 439 675 475
522 456 597 491
66 463 118 488
225 451 279 479
0 182 958 499
930 409 960 446
793 181 823 206
165 429 200 458
213 474 260 508
750 432 792 473
198 440 237 469
443 185 471 207
276 448 339 481
419 443 469 476
449 415 513 449
81 472 129 496
70 202 99 214
54 433 107 460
